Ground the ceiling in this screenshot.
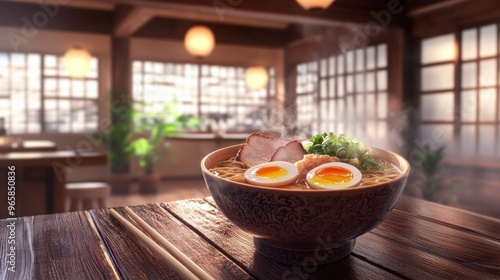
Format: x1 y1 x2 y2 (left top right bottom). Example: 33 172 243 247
0 0 466 46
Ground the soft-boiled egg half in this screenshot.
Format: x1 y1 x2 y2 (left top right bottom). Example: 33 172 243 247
244 161 299 187
306 162 362 189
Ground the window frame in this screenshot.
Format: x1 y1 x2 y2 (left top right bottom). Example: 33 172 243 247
0 50 100 134
131 59 276 134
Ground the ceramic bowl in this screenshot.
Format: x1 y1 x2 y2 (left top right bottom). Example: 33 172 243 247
201 144 410 265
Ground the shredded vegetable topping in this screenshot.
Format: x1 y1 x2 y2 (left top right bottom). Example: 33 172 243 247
302 132 384 171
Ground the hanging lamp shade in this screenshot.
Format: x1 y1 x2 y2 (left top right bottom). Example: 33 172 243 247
63 47 91 78
184 25 215 58
296 0 335 10
246 66 269 90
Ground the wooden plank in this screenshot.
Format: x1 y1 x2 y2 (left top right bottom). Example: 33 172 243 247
90 205 251 279
135 17 287 48
115 0 405 27
0 167 48 219
372 205 500 277
0 1 112 34
411 0 500 38
355 231 499 279
114 5 155 38
163 198 402 280
0 213 120 279
408 0 469 17
396 196 500 241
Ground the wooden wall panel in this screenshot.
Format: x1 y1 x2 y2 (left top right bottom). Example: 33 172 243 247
411 0 500 38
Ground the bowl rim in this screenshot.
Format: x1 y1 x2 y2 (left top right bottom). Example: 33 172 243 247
201 144 411 193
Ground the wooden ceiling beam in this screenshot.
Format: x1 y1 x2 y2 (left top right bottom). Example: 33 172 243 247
135 17 287 48
114 5 155 37
408 0 469 17
0 2 113 34
97 0 406 27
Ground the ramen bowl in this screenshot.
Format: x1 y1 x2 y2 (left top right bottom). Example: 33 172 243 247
201 144 410 265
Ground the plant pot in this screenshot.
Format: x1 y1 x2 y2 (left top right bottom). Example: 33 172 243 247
108 173 132 195
139 173 161 194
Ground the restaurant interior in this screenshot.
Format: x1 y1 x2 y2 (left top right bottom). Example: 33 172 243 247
0 0 499 220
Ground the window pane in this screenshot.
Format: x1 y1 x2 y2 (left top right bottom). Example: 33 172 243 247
421 64 455 91
422 34 456 64
366 72 375 92
377 70 388 91
355 74 365 93
479 125 496 156
329 56 336 75
479 88 497 121
461 62 477 88
421 92 455 121
320 58 328 77
479 59 497 86
480 24 498 57
366 46 376 70
337 76 345 97
460 90 477 122
346 51 354 73
346 75 354 94
378 92 387 119
459 125 476 156
419 124 454 153
462 29 478 60
377 44 387 68
366 94 376 119
337 55 344 74
356 49 364 71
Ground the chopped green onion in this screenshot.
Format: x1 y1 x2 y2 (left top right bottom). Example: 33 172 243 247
302 132 384 171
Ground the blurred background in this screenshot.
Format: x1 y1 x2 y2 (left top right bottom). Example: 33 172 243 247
0 0 499 218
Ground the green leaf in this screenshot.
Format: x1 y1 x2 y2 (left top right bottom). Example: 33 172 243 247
306 132 383 171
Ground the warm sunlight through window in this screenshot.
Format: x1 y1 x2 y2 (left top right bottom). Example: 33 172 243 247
420 24 500 158
132 61 275 133
0 52 99 134
460 24 499 157
296 43 389 147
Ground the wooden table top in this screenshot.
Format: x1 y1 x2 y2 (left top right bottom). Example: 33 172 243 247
1 196 499 279
0 150 107 167
0 140 57 153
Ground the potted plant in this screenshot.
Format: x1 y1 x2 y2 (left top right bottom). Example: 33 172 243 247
405 145 464 204
98 90 134 194
132 103 201 193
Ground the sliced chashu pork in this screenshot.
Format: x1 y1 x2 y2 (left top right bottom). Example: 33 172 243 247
270 140 306 163
237 133 306 168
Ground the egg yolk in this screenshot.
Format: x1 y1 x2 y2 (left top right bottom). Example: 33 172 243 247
309 166 353 185
254 166 288 179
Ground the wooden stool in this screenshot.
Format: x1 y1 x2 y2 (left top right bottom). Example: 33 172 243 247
66 182 111 211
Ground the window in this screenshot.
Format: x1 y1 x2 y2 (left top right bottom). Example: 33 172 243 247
420 24 500 158
295 43 389 147
419 34 456 155
132 61 275 133
296 61 318 134
459 24 499 157
0 52 99 134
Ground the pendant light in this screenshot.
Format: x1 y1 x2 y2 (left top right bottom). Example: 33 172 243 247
296 0 335 10
184 25 216 58
63 46 91 78
246 66 269 90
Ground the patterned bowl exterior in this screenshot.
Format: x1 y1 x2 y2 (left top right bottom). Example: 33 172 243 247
201 144 410 252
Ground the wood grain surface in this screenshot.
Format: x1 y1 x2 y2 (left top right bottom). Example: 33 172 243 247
163 198 404 280
1 196 499 279
90 204 251 280
0 212 119 280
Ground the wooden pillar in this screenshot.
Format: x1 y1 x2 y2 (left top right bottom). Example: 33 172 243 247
402 20 421 157
284 44 298 137
109 5 133 174
111 36 132 112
